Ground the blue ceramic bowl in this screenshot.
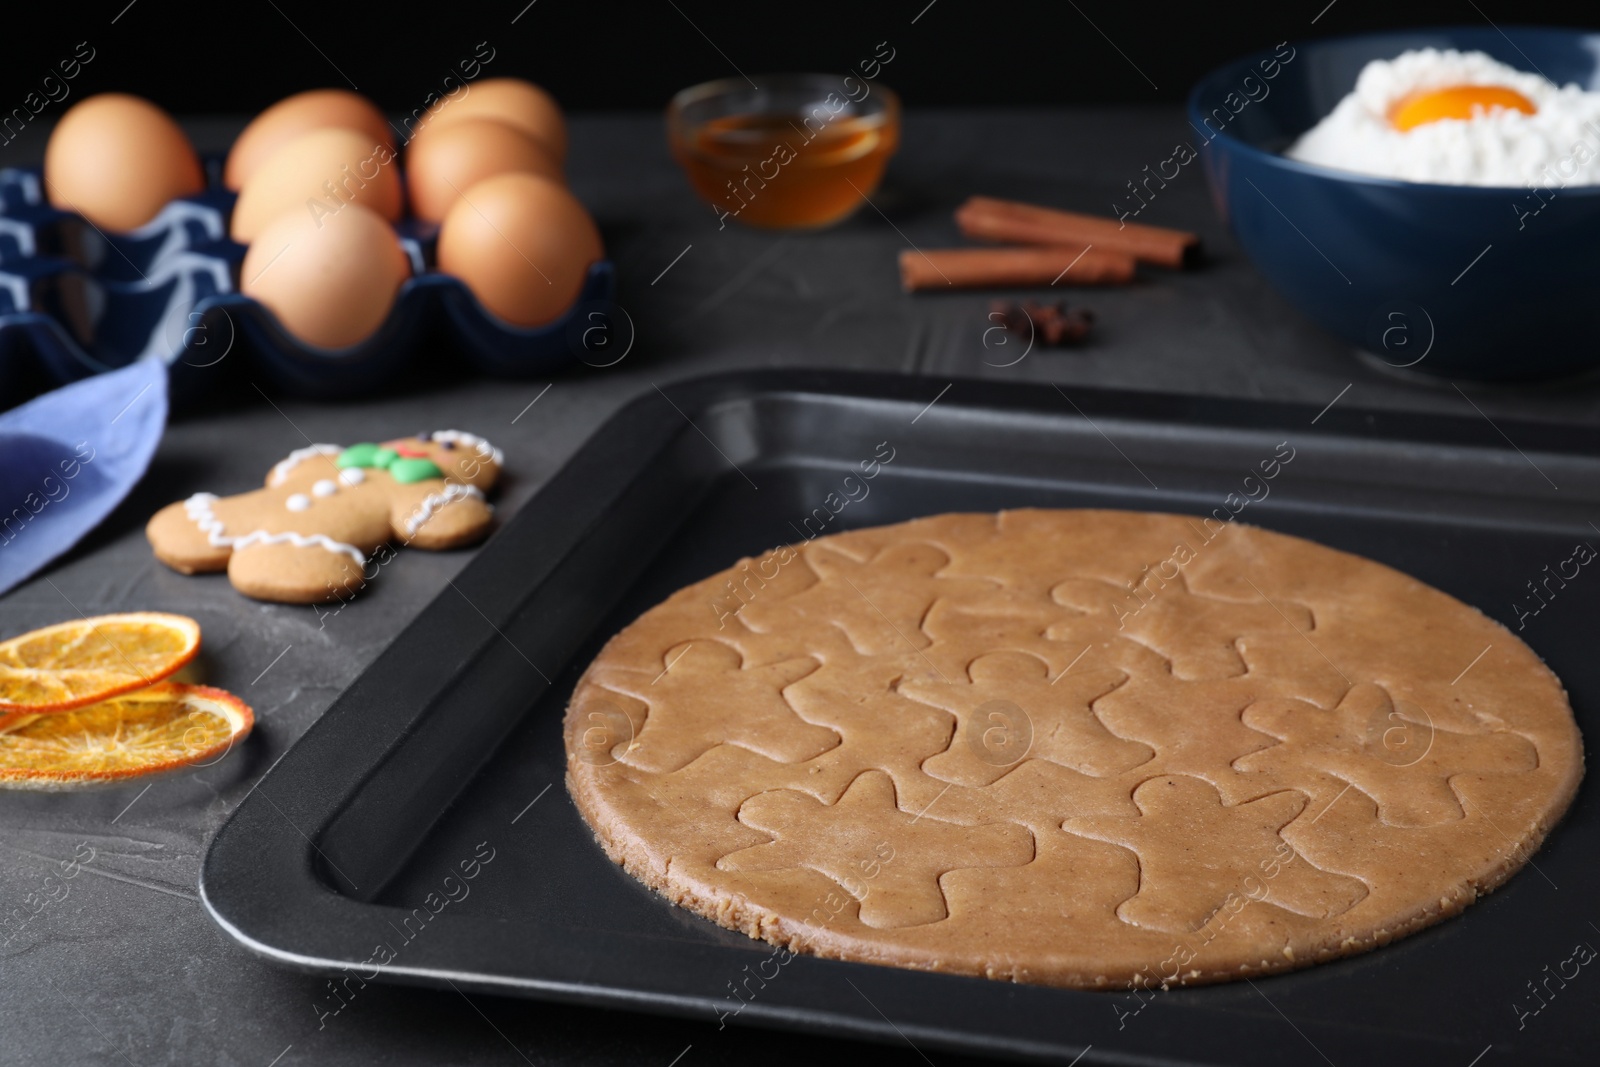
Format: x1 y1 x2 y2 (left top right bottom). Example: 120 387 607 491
1188 26 1600 379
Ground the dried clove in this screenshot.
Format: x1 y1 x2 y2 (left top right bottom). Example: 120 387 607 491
989 299 1094 346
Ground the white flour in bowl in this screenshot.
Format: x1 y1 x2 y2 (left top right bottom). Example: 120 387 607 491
1286 49 1600 187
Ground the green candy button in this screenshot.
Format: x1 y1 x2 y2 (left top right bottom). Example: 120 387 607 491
387 457 444 484
336 443 399 469
337 447 393 470
335 443 440 482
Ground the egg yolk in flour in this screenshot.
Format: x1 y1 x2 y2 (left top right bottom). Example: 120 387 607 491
1389 85 1537 131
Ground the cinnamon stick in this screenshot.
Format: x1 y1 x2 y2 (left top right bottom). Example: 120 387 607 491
955 196 1199 269
899 246 1136 292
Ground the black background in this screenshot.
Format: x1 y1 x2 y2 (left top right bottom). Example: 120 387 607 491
1 0 1598 120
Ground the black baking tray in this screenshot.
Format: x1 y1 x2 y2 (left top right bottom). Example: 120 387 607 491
201 370 1599 1066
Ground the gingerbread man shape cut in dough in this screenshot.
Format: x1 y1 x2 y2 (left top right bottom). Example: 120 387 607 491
919 595 1092 681
147 431 501 604
591 639 836 774
737 541 998 658
1065 775 1367 933
1052 569 1315 680
905 650 1149 786
1235 683 1539 827
720 770 1035 928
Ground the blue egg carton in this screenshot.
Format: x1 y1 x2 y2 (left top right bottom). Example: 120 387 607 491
0 159 615 411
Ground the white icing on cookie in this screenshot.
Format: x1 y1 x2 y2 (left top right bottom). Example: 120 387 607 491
183 492 365 566
268 444 342 486
228 528 364 565
429 430 503 467
286 494 311 511
338 468 366 486
312 479 338 497
403 483 487 539
184 493 227 538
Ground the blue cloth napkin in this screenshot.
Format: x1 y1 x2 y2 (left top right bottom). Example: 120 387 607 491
0 358 167 597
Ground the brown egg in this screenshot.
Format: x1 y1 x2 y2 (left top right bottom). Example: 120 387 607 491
241 203 410 349
415 78 567 162
231 128 401 241
406 118 563 223
225 89 393 191
437 173 602 328
44 93 205 233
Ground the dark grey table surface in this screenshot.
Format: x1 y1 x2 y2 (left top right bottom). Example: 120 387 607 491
2 108 1596 1067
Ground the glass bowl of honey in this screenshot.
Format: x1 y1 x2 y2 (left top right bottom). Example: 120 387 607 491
667 73 900 230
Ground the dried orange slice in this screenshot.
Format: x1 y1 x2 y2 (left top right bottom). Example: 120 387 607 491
0 683 252 789
0 612 201 714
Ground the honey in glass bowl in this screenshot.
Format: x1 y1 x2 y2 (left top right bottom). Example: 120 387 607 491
668 74 900 230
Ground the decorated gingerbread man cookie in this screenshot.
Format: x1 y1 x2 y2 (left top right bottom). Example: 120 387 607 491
147 431 502 604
